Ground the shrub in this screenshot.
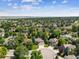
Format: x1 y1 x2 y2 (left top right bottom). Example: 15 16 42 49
0 46 7 58
44 44 48 47
32 45 38 50
31 51 43 59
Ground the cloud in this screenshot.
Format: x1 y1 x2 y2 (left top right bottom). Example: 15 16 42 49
11 1 40 10
12 3 18 9
20 5 33 10
22 0 37 2
62 0 68 4
52 0 56 4
0 11 11 16
1 9 79 16
22 0 35 2
8 3 12 6
12 4 33 10
31 2 40 5
21 0 42 5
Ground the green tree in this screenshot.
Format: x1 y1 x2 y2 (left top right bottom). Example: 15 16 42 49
72 25 78 32
5 39 16 49
0 46 7 58
32 36 35 44
58 38 67 46
43 31 49 44
15 26 24 32
15 33 25 44
0 37 4 44
76 44 79 56
49 29 61 38
31 51 43 59
14 45 28 59
24 39 33 50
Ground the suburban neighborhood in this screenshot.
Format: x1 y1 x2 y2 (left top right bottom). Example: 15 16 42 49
0 17 79 59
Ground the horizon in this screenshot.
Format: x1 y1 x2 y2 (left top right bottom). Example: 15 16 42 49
1 15 79 17
0 0 79 16
0 16 79 19
0 15 79 17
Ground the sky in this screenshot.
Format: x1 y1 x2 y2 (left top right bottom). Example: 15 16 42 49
0 0 79 16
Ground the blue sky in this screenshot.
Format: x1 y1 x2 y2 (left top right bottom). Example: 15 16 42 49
0 0 79 16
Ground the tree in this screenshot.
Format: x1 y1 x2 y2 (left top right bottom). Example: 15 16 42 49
0 46 7 58
15 33 25 44
31 30 37 38
72 25 78 32
14 45 28 59
32 36 35 44
36 31 43 38
63 47 69 56
49 29 61 39
28 27 33 38
31 51 43 59
23 39 33 50
15 26 24 32
0 37 4 44
4 39 16 49
58 38 67 46
77 26 79 36
42 31 49 44
76 44 79 56
4 31 17 38
77 31 79 37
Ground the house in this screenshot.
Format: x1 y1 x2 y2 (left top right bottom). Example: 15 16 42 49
64 44 76 51
5 50 14 59
10 27 16 32
64 55 76 59
60 34 77 44
49 38 58 46
0 28 5 37
60 34 77 41
60 34 72 39
58 44 76 56
4 36 16 45
53 23 57 28
36 24 43 27
35 38 44 45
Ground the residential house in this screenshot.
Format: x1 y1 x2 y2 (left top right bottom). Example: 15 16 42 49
0 28 5 37
58 44 76 56
64 55 76 59
49 38 58 46
35 38 44 45
64 44 76 51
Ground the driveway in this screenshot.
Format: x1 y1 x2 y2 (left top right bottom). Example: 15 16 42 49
40 48 56 59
